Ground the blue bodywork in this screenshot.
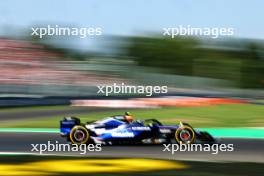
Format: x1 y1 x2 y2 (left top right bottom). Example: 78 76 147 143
60 116 215 144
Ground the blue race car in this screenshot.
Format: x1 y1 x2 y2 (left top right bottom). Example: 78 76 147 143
60 112 216 145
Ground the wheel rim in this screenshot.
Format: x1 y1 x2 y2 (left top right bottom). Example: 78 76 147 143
74 130 85 142
175 126 196 144
179 130 191 141
70 126 89 144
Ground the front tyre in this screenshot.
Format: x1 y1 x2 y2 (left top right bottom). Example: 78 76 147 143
175 126 196 144
69 125 90 144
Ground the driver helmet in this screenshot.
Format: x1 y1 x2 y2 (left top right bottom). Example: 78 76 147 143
124 112 134 122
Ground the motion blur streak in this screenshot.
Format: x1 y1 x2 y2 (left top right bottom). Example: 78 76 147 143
0 158 187 175
71 97 246 108
0 35 264 99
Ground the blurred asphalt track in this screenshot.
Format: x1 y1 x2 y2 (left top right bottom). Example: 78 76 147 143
0 107 110 121
0 132 263 163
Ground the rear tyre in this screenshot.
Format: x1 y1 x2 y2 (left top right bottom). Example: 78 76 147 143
69 125 90 144
175 126 196 144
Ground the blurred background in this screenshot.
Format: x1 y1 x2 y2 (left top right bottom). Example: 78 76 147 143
0 0 263 105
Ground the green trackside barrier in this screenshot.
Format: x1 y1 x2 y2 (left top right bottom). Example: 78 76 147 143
0 128 264 139
199 128 264 139
0 128 59 133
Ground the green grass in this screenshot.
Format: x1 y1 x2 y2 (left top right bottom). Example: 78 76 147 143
0 104 263 128
0 105 70 113
254 99 264 103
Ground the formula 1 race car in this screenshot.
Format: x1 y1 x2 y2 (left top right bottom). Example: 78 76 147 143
60 113 216 145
